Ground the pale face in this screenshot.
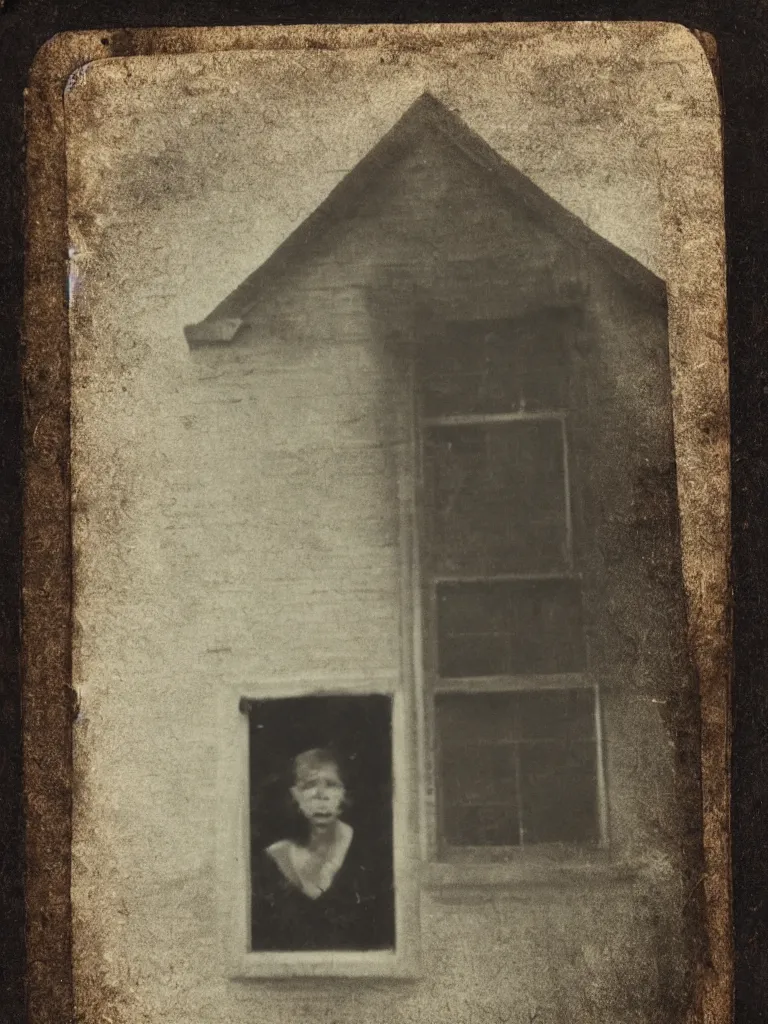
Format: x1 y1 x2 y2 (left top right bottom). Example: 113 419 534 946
291 764 346 827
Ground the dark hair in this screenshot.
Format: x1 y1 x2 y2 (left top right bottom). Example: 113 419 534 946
291 747 346 787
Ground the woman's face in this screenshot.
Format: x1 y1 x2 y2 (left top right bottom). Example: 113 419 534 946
291 764 346 827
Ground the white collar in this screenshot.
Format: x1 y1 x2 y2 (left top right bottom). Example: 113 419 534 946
267 823 354 900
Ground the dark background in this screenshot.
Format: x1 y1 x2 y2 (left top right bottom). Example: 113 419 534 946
1 2 765 1022
245 694 393 853
245 694 394 952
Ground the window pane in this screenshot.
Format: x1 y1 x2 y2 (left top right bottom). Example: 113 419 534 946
436 690 598 848
443 803 521 847
436 579 587 678
425 421 568 574
515 689 595 741
419 312 573 417
519 740 599 844
436 691 524 744
442 743 517 807
437 693 520 846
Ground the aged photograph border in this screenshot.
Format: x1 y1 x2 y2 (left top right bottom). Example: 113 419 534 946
22 22 729 1024
2 3 762 1022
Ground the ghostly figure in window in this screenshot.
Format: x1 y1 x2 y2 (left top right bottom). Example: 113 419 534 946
250 748 395 951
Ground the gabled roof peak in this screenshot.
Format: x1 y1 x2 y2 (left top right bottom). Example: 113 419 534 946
397 90 453 118
185 92 664 348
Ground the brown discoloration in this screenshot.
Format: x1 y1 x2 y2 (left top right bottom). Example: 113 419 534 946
23 23 729 1024
24 33 79 1024
659 35 731 1024
693 30 722 87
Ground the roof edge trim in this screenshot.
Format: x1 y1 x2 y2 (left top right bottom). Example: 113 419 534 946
185 317 243 349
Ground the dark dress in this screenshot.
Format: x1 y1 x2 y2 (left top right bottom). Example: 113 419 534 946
250 832 395 951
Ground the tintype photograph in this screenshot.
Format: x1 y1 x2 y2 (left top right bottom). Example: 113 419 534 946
23 20 728 1024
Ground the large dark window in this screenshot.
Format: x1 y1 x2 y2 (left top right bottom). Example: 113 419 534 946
418 311 602 856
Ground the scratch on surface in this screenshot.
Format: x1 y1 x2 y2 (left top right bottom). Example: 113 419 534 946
67 247 84 305
65 63 95 96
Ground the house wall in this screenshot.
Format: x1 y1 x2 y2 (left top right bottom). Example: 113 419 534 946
72 132 699 1024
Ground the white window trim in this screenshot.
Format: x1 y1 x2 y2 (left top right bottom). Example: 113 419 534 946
215 675 421 979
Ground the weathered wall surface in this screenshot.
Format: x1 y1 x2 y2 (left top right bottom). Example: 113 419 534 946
61 25 724 1024
73 136 691 1024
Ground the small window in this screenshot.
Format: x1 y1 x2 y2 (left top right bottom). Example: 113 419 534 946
417 310 605 860
225 688 421 978
244 694 395 953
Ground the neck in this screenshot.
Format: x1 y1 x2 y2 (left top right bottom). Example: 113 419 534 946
307 819 343 852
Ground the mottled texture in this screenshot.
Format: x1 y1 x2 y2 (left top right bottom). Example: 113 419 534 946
22 23 728 1024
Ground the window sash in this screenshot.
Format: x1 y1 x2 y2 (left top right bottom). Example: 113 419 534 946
422 411 574 576
408 333 607 861
432 577 587 679
433 682 607 855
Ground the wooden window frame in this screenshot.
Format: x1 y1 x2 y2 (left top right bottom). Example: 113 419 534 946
406 348 611 876
215 676 421 979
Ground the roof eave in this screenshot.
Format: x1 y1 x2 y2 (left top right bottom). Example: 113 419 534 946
184 317 243 349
